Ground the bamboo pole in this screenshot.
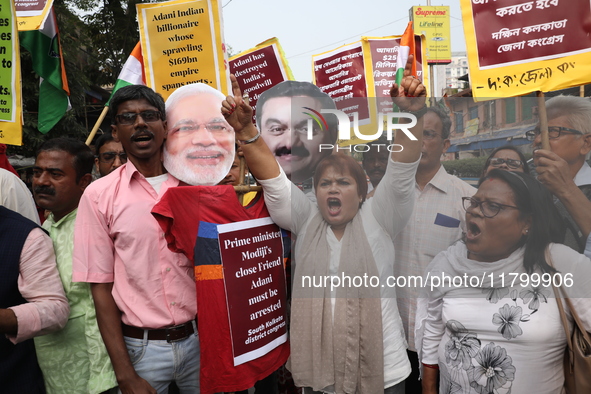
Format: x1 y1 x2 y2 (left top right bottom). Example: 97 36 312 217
85 106 110 146
536 91 550 150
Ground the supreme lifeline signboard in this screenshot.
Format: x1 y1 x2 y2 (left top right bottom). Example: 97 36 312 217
218 217 287 366
409 6 451 64
461 0 591 99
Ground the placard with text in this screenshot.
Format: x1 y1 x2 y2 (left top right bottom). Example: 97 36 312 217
137 0 229 100
363 35 428 115
15 0 52 31
461 0 591 99
313 41 370 125
218 217 287 366
229 38 293 124
0 0 22 146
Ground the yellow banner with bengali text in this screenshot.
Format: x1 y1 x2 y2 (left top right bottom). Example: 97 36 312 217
460 0 591 100
0 0 23 146
15 0 53 31
137 0 229 101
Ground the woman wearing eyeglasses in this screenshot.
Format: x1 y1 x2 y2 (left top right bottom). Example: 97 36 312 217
479 145 529 185
416 169 591 394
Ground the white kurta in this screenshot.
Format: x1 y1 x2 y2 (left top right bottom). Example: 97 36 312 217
260 157 420 389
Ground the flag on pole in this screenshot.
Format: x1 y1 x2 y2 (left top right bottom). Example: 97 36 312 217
106 42 146 105
19 8 70 134
395 21 417 86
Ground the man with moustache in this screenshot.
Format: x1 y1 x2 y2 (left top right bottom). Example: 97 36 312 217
256 81 338 183
94 133 127 177
32 138 117 393
163 83 235 186
73 85 198 394
392 106 475 394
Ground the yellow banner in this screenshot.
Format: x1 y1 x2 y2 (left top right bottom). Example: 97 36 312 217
15 0 53 31
137 0 229 101
461 0 591 100
0 0 23 145
409 6 451 64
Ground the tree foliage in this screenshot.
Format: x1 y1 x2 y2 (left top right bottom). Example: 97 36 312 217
9 0 144 156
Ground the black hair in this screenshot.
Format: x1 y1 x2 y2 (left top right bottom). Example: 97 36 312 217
425 106 452 140
482 169 565 274
314 154 368 209
109 85 166 124
362 135 389 162
255 81 338 142
479 145 529 185
94 133 115 155
37 138 94 182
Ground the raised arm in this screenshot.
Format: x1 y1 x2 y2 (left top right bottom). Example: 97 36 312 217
389 54 425 163
222 75 280 181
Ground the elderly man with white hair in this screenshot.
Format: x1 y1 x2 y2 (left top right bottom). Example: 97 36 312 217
164 83 235 186
529 95 591 255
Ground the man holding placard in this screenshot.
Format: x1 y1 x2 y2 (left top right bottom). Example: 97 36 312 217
530 95 591 254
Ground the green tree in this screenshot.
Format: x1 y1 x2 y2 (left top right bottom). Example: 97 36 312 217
9 0 143 156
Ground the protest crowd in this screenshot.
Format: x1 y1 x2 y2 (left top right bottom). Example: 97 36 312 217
4 2 591 394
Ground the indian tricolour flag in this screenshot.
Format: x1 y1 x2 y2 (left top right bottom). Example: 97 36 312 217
395 21 417 85
106 42 146 106
19 8 70 134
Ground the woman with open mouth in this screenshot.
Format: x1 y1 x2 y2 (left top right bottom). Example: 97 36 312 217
221 54 426 394
416 169 591 394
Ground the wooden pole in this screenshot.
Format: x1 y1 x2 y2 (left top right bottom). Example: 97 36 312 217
85 106 110 146
237 155 246 204
581 85 585 97
536 91 550 150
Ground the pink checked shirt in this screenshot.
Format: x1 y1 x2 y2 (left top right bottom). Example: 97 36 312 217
72 162 196 328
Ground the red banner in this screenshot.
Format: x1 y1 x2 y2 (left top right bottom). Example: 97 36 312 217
229 38 292 123
313 42 370 124
366 35 426 114
218 217 287 366
470 0 591 69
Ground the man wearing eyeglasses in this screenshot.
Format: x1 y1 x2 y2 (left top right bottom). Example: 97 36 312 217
392 106 476 394
163 83 235 185
529 95 591 255
94 133 127 177
73 85 199 394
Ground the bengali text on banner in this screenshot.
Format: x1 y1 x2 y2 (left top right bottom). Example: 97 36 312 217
460 0 591 100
